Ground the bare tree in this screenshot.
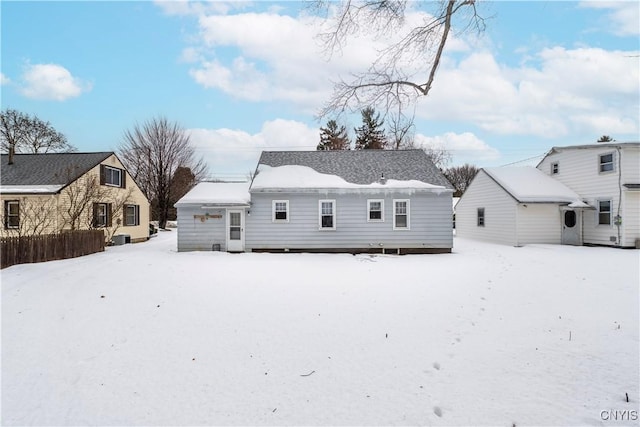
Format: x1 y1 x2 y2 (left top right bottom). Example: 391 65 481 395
0 108 75 155
423 146 452 170
444 163 479 196
317 119 351 150
315 1 484 118
119 117 208 229
387 108 416 149
56 170 134 242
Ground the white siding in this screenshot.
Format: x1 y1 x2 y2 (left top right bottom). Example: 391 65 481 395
516 204 562 245
245 190 452 251
622 191 640 247
455 171 518 245
176 206 228 252
538 145 639 247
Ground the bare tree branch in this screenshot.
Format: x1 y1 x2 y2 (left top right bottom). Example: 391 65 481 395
314 0 485 119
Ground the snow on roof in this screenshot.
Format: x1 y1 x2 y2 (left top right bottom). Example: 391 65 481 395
0 185 64 194
174 182 251 206
250 165 447 192
483 167 584 203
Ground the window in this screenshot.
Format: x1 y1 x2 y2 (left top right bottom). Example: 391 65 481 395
272 200 289 222
367 199 384 222
124 204 140 226
393 200 410 229
599 153 614 173
598 200 611 225
319 200 336 230
4 200 19 229
101 165 126 188
477 208 485 227
93 203 112 227
551 162 559 174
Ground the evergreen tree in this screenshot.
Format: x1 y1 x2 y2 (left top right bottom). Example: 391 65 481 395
354 107 387 150
317 119 350 150
597 135 613 142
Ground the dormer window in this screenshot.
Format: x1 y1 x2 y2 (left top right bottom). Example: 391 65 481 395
100 165 126 188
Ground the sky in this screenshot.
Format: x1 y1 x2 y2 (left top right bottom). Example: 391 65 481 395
1 1 639 181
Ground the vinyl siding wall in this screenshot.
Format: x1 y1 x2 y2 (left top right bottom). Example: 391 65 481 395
455 171 518 245
516 203 562 245
538 146 640 247
245 190 452 251
176 206 228 252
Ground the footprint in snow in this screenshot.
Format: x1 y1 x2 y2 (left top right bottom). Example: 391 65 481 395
433 407 443 417
432 362 440 370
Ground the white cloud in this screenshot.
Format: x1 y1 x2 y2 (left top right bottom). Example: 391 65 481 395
414 132 501 166
20 63 91 101
579 1 640 36
169 5 638 144
183 7 467 113
0 73 10 85
421 47 639 138
188 119 319 180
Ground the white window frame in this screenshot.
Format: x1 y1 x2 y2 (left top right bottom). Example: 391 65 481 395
124 204 139 226
272 200 289 222
597 199 612 226
96 203 108 227
318 199 336 230
598 152 615 174
367 199 384 222
104 166 122 187
551 162 559 175
393 199 410 230
477 207 485 227
5 200 20 229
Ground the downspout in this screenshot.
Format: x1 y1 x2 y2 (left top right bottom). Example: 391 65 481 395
615 146 622 246
514 202 520 247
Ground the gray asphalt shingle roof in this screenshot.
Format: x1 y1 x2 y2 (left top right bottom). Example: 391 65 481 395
1 152 113 189
257 149 453 188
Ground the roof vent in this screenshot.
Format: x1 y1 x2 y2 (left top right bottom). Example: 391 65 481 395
379 172 386 185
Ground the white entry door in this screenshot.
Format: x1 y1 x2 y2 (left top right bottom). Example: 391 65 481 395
561 209 581 245
227 210 245 252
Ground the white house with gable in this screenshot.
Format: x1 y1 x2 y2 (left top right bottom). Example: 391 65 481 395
175 150 454 254
456 142 640 248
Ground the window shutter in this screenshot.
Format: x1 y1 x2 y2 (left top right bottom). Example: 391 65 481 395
135 205 140 226
3 201 7 229
123 205 128 226
100 165 106 185
92 203 99 227
107 204 113 227
121 170 126 189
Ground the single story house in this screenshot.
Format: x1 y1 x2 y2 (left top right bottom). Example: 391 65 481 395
175 149 454 253
455 166 590 246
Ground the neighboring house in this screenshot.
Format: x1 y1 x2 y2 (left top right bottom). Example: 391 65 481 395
175 149 454 253
455 167 589 246
1 152 150 243
456 142 640 248
537 142 639 248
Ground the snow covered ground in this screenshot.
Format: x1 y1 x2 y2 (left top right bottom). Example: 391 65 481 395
2 231 638 426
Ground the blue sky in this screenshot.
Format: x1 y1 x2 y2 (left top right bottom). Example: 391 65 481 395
1 1 638 180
